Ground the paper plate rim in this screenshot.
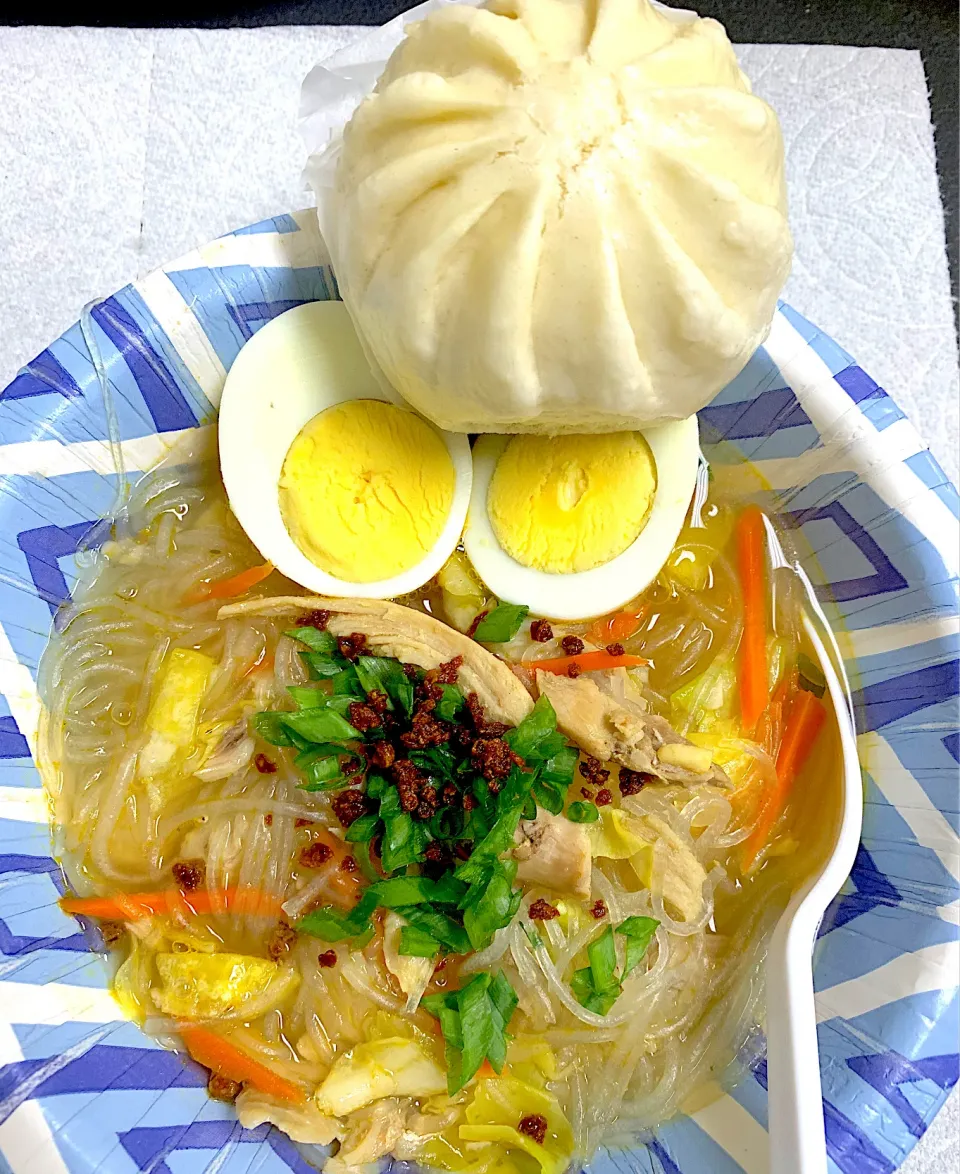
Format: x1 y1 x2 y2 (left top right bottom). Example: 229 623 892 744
0 208 955 1174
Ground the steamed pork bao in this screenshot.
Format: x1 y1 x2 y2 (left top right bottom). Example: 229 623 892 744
323 0 792 434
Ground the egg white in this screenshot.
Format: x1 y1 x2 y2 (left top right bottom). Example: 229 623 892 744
463 418 701 620
218 301 472 598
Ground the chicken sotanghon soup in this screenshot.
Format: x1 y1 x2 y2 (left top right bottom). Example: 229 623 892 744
43 436 835 1174
41 1 833 1170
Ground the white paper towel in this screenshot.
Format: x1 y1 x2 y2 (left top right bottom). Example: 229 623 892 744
0 20 955 1173
1 25 955 487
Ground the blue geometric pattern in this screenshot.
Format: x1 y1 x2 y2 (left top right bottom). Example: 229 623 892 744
0 209 956 1174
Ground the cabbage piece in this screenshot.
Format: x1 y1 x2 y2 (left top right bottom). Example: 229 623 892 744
459 1075 575 1174
687 732 771 791
588 807 648 860
113 937 154 1025
670 656 736 735
673 637 786 737
382 911 434 1012
438 550 489 634
152 952 299 1019
505 1036 557 1086
316 1038 447 1116
139 648 216 809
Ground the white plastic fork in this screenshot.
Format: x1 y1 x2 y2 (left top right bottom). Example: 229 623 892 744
762 520 863 1174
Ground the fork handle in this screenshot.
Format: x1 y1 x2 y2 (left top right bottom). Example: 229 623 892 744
766 899 828 1174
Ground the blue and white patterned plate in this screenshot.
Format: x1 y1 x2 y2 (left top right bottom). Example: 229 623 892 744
0 210 956 1174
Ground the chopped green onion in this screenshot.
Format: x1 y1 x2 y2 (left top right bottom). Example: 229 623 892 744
344 813 381 843
422 971 517 1093
435 684 465 722
366 773 390 799
397 906 471 953
409 746 458 782
589 925 617 990
281 708 359 744
251 711 296 747
398 924 441 958
460 858 522 951
617 915 660 976
369 874 466 908
330 666 363 696
541 745 578 787
571 918 661 1015
285 627 337 653
456 807 524 877
296 891 376 941
473 603 530 643
355 656 415 716
299 754 346 791
504 694 557 760
286 685 326 709
294 743 348 767
532 779 565 815
355 841 380 883
300 651 348 680
570 965 620 1016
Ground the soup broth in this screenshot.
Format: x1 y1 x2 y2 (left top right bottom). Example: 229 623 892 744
40 436 840 1170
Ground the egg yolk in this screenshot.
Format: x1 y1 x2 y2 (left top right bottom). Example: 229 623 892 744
488 433 657 573
279 399 455 582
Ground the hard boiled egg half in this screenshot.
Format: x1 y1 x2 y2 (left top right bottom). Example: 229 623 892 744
463 420 701 620
218 302 472 597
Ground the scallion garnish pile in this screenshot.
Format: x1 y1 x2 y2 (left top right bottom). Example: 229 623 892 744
253 617 577 950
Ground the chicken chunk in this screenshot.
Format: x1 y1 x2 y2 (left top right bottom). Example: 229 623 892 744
632 814 708 923
221 595 533 727
514 810 591 898
332 1098 407 1171
234 1089 341 1144
536 672 730 788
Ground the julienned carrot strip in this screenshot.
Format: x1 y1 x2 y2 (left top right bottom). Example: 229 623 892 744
59 891 173 919
531 650 648 676
587 605 648 647
181 1026 305 1103
742 690 827 872
735 506 769 732
755 671 798 761
184 561 274 605
60 885 283 922
476 1058 497 1079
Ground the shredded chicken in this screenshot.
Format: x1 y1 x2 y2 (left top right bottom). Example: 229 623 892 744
536 672 730 788
331 1098 407 1171
234 1088 342 1144
514 809 592 898
394 1103 465 1159
220 596 534 726
193 721 254 782
636 814 708 922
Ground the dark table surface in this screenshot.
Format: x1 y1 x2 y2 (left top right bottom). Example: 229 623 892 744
8 0 959 319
